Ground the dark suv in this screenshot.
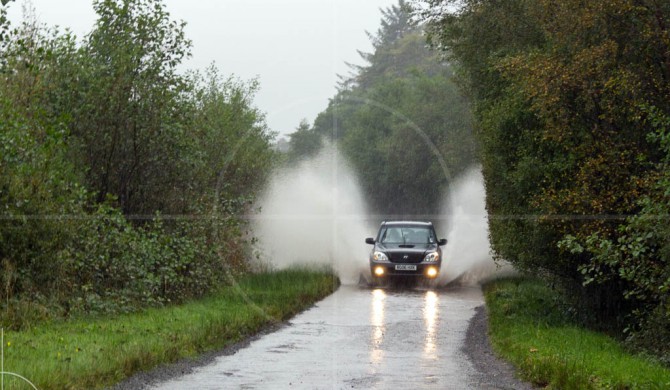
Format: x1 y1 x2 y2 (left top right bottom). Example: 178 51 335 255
365 221 447 281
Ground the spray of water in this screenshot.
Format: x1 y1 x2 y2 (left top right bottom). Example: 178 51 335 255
252 143 373 284
438 167 515 286
254 145 514 286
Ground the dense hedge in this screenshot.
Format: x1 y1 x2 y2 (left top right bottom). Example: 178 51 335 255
0 0 275 328
422 0 670 361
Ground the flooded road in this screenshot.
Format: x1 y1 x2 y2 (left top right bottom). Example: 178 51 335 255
149 284 512 389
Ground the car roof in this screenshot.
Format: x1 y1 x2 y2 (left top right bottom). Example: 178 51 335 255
381 221 433 227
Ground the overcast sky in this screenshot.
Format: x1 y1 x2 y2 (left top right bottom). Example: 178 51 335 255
6 0 399 136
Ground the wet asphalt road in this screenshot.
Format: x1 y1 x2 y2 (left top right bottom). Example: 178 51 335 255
148 284 524 390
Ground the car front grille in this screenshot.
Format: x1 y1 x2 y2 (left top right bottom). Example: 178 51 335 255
388 252 424 264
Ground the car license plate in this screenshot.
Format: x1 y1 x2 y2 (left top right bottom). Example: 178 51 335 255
395 265 417 271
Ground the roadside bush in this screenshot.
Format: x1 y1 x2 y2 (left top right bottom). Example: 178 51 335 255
61 206 229 315
422 0 670 360
0 98 83 323
560 107 670 361
1 0 274 328
0 99 235 327
626 304 670 367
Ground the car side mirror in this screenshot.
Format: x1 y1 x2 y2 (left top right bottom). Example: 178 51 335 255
438 238 448 246
365 237 375 245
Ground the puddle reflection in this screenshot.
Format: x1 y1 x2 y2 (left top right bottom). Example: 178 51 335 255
368 289 440 366
423 290 439 359
370 288 386 365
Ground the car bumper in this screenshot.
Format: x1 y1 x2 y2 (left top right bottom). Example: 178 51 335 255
370 262 441 278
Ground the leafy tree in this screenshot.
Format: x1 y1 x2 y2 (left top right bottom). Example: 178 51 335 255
421 0 670 356
348 1 436 89
0 4 9 44
286 119 322 162
185 67 275 213
294 0 477 216
0 0 277 326
71 0 193 215
0 96 84 313
340 73 475 215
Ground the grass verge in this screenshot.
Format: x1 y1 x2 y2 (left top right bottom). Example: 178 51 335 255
485 277 670 389
1 268 338 389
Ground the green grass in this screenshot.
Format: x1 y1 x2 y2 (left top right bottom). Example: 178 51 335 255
485 277 670 389
0 268 338 389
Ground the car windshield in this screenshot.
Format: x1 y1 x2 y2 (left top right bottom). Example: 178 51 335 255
380 226 435 244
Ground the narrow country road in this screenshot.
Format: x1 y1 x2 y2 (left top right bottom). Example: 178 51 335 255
143 284 531 389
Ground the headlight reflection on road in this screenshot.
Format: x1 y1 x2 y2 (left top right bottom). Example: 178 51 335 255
370 288 386 365
423 290 439 359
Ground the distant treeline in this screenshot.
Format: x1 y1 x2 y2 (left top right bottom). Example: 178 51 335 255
285 1 477 216
421 0 670 362
0 0 275 328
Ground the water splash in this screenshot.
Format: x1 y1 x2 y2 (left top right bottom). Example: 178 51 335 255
438 167 515 286
253 143 374 284
254 150 513 286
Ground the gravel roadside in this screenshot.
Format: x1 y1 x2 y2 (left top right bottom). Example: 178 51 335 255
463 305 535 389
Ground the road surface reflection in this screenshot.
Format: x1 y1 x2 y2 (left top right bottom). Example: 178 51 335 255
370 289 386 366
423 290 439 359
151 285 486 389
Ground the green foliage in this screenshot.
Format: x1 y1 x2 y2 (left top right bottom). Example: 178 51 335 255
476 91 567 275
0 97 222 325
0 7 8 44
0 98 84 320
73 0 193 215
286 119 323 162
0 0 14 43
422 0 546 101
422 0 670 360
349 1 440 89
485 278 670 389
60 207 220 315
2 269 336 389
0 0 276 327
339 73 475 215
563 106 670 360
184 67 275 212
291 0 477 216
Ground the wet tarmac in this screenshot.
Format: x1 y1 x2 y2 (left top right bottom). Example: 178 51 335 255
150 284 498 389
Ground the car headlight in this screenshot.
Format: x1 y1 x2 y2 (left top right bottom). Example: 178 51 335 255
423 252 439 262
373 251 389 262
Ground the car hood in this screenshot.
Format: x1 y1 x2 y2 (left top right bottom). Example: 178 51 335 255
376 243 437 255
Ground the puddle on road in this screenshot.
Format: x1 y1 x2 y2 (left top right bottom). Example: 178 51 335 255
151 285 486 390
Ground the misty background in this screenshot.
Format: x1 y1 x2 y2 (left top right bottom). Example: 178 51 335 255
7 0 398 136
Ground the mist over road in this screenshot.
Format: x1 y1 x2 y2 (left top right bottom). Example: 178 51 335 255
149 284 528 389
